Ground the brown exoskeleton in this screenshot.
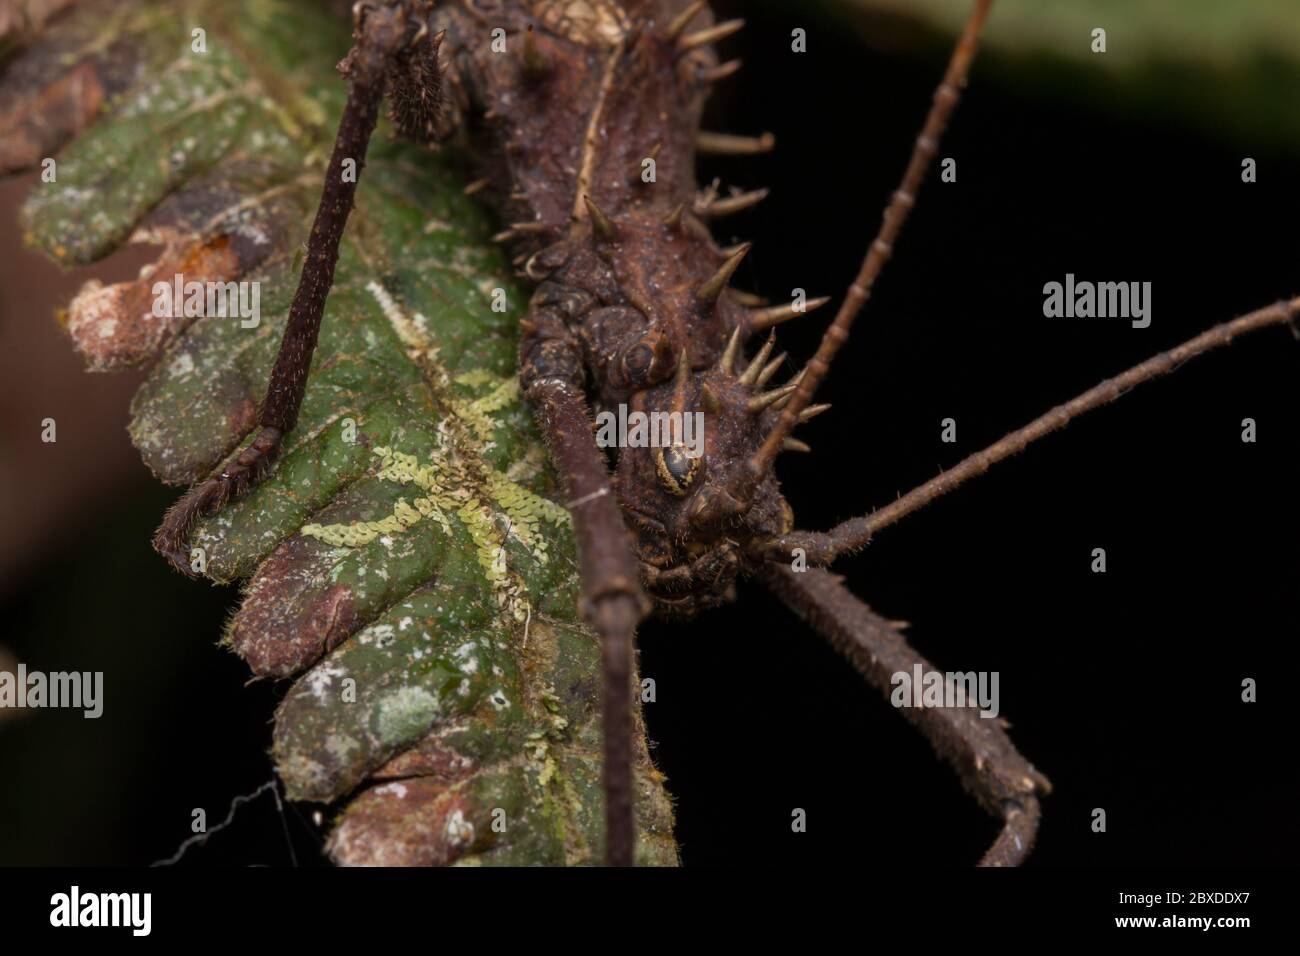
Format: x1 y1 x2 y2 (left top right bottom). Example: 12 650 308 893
152 0 1300 866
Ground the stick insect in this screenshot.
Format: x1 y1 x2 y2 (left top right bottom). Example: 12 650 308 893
143 0 1300 866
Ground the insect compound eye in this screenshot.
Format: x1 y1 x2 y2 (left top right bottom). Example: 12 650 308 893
620 330 676 388
624 343 655 376
655 444 703 497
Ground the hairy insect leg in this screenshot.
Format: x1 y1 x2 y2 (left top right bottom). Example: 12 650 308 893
774 297 1300 565
522 325 651 866
153 3 432 573
760 563 1050 866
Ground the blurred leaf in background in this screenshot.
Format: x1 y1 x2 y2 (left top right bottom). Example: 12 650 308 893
805 0 1300 149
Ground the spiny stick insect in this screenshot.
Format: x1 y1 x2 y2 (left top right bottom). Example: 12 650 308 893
149 0 1299 866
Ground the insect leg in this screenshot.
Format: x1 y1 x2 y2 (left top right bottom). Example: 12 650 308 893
522 319 651 867
760 562 1049 865
152 3 425 573
772 297 1300 566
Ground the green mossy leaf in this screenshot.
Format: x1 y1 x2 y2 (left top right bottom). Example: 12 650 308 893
4 0 675 866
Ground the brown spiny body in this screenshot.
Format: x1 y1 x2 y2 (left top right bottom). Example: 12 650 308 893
168 0 1284 872
146 0 1079 867
431 0 801 615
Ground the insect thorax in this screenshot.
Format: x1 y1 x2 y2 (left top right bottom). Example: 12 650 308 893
436 2 794 615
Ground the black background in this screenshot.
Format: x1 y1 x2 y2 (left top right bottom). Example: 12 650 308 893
1 1 1297 869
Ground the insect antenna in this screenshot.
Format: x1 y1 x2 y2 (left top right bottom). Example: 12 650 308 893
745 0 996 488
773 296 1300 565
748 0 1299 566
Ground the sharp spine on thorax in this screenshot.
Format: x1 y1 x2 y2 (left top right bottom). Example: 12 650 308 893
430 1 813 614
434 1 754 396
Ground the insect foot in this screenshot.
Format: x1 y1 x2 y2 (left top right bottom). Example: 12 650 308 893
153 427 283 577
